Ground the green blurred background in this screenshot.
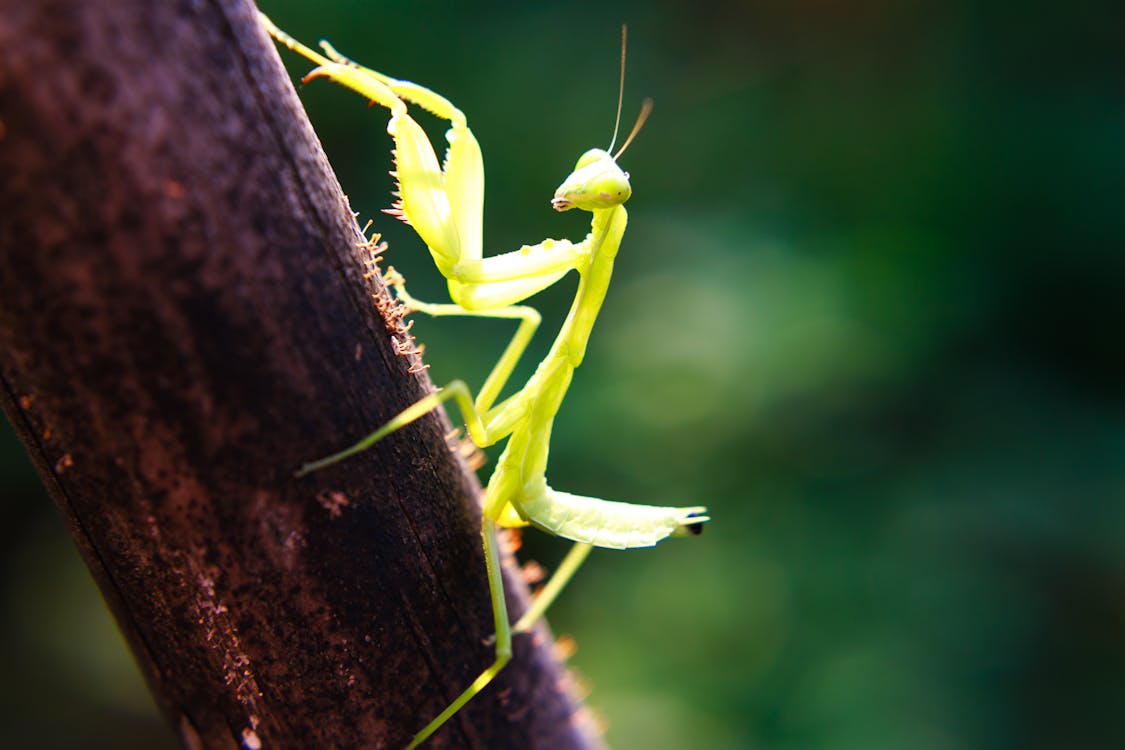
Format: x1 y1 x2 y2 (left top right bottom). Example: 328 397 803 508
3 1 1122 747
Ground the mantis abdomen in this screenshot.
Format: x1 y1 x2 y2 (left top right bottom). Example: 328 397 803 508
519 484 708 549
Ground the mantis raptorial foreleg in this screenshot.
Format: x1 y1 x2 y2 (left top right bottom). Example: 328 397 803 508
264 13 710 748
261 15 588 307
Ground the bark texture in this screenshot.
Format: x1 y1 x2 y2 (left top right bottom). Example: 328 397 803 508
0 2 600 748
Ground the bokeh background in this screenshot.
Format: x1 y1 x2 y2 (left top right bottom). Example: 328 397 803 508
2 1 1122 748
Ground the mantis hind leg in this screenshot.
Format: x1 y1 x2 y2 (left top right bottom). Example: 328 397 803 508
406 518 512 749
512 541 593 633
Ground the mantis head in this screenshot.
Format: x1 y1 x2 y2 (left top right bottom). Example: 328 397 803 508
552 26 652 214
551 149 631 212
551 96 652 213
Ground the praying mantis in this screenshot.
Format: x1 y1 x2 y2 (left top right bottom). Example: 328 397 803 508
261 13 709 748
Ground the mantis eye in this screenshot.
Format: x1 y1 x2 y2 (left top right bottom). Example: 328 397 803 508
574 148 609 171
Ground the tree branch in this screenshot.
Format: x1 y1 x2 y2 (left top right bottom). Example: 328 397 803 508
0 1 600 747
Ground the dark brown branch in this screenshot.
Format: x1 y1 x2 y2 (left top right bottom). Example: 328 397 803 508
0 2 600 748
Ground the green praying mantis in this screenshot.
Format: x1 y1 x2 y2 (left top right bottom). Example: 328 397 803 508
261 13 709 748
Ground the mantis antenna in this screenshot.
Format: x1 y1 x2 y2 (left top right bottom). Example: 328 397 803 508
606 25 628 154
613 97 653 160
605 24 653 161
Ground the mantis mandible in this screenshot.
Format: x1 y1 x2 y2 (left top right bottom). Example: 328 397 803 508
261 14 709 748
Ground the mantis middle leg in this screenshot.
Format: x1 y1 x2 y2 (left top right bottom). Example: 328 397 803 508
385 270 542 412
295 272 542 476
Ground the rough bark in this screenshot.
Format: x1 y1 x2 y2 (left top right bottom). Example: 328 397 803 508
0 1 599 748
